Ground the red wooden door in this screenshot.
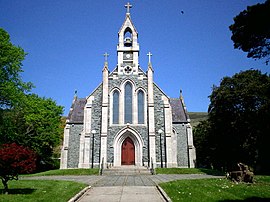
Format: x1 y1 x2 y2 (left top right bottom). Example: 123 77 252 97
121 137 135 165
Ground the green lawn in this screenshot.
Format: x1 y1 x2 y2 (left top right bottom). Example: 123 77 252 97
160 176 270 202
22 168 99 177
156 168 224 176
0 180 87 202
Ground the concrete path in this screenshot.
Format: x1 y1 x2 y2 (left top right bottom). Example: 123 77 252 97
77 186 165 202
24 174 221 187
23 174 222 201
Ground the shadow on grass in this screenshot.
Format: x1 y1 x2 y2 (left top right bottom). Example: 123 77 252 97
219 197 270 201
0 188 36 195
197 168 224 176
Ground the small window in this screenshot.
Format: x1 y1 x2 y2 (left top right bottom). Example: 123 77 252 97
138 90 144 124
113 91 119 124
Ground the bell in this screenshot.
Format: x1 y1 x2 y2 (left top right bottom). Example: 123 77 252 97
124 37 132 47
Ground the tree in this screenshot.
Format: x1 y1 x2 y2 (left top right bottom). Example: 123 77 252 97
0 28 33 109
195 70 270 173
19 94 63 169
0 94 63 170
0 143 36 194
229 0 270 64
0 28 64 171
193 120 213 168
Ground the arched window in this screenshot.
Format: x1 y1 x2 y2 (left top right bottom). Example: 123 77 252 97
125 82 132 123
138 90 144 124
112 91 119 124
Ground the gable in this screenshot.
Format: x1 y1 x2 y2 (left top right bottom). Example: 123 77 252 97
169 98 189 123
67 97 86 123
118 14 138 36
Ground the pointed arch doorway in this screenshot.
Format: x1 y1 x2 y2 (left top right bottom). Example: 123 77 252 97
113 128 143 167
121 137 135 165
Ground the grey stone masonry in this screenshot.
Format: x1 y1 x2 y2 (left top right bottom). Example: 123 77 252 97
153 84 166 166
90 84 103 166
173 124 189 167
107 126 149 164
109 70 148 92
60 4 196 169
67 124 82 168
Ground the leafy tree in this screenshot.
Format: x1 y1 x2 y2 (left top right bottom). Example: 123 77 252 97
207 70 270 172
0 143 36 194
0 94 63 170
193 120 213 168
0 28 63 171
20 94 63 169
0 28 33 109
229 0 270 64
195 70 270 173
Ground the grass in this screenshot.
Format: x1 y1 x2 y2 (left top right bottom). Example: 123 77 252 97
22 168 99 177
156 168 224 176
0 180 87 202
159 176 270 202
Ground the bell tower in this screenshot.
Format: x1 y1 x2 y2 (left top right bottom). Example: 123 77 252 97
117 2 140 75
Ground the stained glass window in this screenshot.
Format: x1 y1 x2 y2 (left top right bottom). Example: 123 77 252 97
113 91 119 124
125 82 132 123
138 90 144 124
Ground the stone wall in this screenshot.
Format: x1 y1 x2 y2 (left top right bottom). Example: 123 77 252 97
153 84 166 167
90 84 103 165
65 69 191 168
107 126 148 163
109 73 148 91
107 73 149 164
67 124 82 168
173 123 189 167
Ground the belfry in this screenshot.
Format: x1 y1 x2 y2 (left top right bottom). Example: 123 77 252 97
60 3 196 169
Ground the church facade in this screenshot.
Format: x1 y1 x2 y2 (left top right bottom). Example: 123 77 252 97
60 4 196 169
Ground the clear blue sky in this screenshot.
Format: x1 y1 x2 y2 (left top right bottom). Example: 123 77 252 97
1 0 268 115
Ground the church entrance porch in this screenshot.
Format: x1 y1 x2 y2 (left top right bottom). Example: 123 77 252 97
121 137 135 165
113 128 143 167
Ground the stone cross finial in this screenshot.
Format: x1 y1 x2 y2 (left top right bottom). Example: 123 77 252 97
180 89 183 100
74 89 78 98
103 52 109 62
125 2 132 14
147 52 152 64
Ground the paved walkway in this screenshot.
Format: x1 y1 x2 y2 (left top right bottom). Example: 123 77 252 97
24 174 222 201
25 174 221 187
77 186 166 202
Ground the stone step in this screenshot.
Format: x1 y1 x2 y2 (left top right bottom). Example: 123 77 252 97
102 166 152 175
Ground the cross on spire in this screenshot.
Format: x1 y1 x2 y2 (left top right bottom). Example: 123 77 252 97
103 52 109 62
147 52 153 64
125 2 132 14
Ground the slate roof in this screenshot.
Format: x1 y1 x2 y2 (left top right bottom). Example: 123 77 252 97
67 97 86 123
169 98 189 123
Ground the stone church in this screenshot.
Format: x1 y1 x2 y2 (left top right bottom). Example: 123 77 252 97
60 3 196 169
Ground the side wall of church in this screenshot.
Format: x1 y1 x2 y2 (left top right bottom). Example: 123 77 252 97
90 85 103 166
173 124 189 167
67 124 82 168
153 85 166 167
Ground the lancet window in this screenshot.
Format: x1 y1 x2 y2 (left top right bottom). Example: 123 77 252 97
137 90 144 124
124 82 133 123
112 90 119 124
